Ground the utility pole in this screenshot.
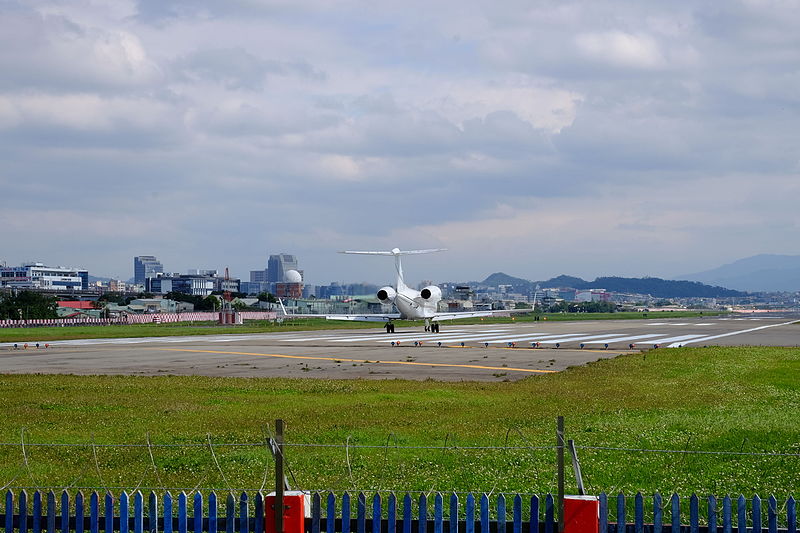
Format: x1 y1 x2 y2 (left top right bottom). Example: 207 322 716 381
557 416 565 533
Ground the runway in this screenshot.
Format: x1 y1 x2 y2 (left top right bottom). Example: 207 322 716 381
0 315 796 381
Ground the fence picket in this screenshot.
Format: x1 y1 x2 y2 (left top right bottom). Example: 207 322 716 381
33 491 42 533
47 491 55 533
76 492 85 533
225 493 235 533
420 494 428 533
255 493 264 533
433 493 442 533
63 491 71 533
164 493 173 533
616 493 625 533
708 495 717 533
311 493 320 533
768 496 777 533
599 493 607 533
120 492 128 533
239 492 249 533
479 494 489 533
465 494 475 533
787 496 796 533
209 492 217 533
134 492 143 533
544 494 553 533
193 493 203 533
374 493 382 533
149 492 158 533
342 492 351 533
752 495 761 533
106 493 114 533
513 494 521 533
736 495 747 533
178 492 188 533
653 493 662 533
529 496 538 533
670 494 680 533
21 490 28 533
358 493 366 533
4 490 12 533
90 492 99 533
388 493 397 533
690 494 699 533
450 494 459 533
723 496 731 533
497 494 506 533
326 493 336 533
357 493 366 533
634 492 643 533
402 493 410 533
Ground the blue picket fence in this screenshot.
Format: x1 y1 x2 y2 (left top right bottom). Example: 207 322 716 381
1 490 797 533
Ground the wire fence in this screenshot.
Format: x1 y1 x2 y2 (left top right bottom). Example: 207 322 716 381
0 435 797 497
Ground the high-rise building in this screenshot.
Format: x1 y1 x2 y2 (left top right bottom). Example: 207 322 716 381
134 255 164 285
267 254 298 283
250 269 268 283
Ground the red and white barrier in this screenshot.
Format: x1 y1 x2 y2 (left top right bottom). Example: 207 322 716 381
0 311 277 328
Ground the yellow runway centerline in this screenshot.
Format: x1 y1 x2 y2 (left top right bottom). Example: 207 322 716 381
156 348 557 374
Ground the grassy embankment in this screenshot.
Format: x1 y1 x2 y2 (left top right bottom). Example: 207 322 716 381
0 311 725 343
0 345 796 496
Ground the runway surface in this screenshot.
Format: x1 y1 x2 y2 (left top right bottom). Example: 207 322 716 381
0 315 797 381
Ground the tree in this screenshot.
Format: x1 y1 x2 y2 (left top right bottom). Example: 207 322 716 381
257 292 277 303
97 292 127 305
0 291 59 319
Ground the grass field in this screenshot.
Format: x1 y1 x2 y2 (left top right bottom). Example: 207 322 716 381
0 345 796 496
0 311 724 342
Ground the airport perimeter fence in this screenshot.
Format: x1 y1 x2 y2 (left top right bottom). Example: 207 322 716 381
0 489 797 533
0 312 277 328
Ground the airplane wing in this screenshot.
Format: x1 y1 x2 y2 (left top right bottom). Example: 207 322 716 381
319 313 402 322
431 309 531 321
278 299 400 322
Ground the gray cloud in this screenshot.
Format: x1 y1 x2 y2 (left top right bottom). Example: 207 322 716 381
1 0 799 284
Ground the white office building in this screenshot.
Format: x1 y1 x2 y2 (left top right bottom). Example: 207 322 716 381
0 263 88 291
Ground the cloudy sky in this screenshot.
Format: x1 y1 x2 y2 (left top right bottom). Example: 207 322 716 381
1 0 799 286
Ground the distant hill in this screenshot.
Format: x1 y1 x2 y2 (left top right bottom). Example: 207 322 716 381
679 254 800 292
478 272 744 298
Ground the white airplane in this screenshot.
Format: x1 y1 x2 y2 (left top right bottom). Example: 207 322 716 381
279 248 532 332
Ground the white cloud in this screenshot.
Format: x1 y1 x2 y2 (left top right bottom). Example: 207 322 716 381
576 31 664 70
1 0 799 283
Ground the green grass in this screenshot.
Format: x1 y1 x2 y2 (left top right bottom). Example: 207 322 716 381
0 311 724 342
0 345 796 495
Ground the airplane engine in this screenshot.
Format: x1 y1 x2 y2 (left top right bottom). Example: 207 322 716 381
376 286 397 303
419 285 442 300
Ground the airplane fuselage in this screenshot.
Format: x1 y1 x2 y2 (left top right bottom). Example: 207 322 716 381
393 285 441 320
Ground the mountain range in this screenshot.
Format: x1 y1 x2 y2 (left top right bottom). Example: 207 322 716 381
677 254 800 292
477 272 744 299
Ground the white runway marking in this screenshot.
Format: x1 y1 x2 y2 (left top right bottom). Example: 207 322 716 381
667 320 797 348
647 334 707 345
581 334 664 344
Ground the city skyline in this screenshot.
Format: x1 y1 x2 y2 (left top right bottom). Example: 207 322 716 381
1 2 799 284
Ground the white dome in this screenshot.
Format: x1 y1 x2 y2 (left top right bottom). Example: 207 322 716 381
285 269 302 283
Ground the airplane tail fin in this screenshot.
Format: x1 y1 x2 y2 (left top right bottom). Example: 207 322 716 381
339 248 446 291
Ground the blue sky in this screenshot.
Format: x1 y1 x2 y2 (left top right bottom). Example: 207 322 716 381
1 1 798 285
